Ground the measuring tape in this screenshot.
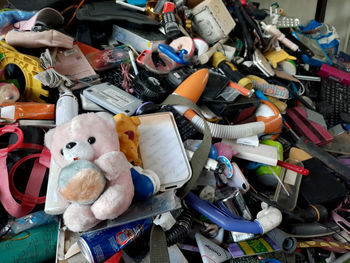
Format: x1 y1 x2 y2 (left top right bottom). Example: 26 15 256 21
0 41 48 102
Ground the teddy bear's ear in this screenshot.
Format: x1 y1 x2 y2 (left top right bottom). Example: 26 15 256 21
96 112 116 129
44 128 55 150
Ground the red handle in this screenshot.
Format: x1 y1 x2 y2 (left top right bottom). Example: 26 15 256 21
277 160 309 175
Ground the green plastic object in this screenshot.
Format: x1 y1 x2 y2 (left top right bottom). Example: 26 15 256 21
0 222 58 263
255 140 283 187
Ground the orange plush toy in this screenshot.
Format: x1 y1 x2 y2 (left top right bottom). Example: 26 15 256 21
114 113 142 166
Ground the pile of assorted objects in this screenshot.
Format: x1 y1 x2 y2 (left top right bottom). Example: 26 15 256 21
0 0 349 262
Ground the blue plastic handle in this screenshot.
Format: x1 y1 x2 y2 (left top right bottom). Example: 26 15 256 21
185 192 263 234
158 44 190 64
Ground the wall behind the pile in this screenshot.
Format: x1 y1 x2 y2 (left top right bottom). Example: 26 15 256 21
254 0 350 54
323 0 350 54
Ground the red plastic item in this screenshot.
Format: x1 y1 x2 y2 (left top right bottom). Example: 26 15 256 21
105 251 122 263
75 41 100 56
277 160 309 176
162 1 175 13
0 125 49 218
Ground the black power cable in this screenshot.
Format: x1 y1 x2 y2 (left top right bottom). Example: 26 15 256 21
132 70 173 103
130 209 193 249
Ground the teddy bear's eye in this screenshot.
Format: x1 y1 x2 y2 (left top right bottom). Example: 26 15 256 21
88 137 96 144
60 149 64 155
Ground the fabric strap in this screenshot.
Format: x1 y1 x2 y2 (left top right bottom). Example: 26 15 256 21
150 94 212 262
0 125 49 218
161 94 212 199
150 225 170 263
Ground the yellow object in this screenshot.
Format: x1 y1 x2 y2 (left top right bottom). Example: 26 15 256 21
266 96 288 113
212 52 253 90
237 78 253 90
264 49 296 68
211 51 233 68
0 41 48 102
289 147 313 162
247 74 266 83
114 113 142 166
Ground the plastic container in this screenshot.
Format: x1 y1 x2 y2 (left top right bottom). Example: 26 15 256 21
86 45 130 71
273 158 303 211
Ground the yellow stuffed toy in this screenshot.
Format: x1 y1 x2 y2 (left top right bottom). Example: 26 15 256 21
114 113 142 166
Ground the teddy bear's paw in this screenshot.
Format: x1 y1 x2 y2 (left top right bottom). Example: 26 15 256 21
95 151 130 180
91 185 133 220
63 203 101 232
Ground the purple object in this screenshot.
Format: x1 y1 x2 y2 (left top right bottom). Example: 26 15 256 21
184 192 263 234
338 157 350 168
318 63 350 85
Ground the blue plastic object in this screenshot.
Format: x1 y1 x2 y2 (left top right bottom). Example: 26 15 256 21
299 20 322 33
158 44 190 64
130 167 155 201
126 0 148 7
0 10 36 32
292 31 333 66
255 89 269 101
185 192 263 234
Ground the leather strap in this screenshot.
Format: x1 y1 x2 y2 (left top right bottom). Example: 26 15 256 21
0 125 49 218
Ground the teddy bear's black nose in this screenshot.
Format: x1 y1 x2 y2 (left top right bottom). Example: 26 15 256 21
66 142 77 149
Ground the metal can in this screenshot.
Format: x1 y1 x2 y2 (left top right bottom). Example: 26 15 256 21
78 218 151 263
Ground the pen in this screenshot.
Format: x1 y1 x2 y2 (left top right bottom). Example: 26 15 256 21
128 49 138 75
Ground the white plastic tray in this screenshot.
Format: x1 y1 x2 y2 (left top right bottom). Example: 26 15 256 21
138 112 192 191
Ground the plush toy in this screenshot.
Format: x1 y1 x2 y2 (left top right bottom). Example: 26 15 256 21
45 112 134 232
114 113 142 166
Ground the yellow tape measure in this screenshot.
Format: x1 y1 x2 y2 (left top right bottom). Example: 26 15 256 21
0 41 49 102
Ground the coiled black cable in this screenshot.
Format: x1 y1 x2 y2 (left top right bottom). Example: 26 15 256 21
132 70 173 103
165 209 192 246
130 209 193 249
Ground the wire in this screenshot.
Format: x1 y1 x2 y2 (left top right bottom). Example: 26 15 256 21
36 49 73 88
121 63 133 93
63 0 86 29
297 81 305 96
61 4 78 15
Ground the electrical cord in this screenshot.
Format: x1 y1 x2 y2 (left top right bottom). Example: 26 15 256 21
132 71 172 103
130 209 193 249
36 49 73 88
63 0 85 29
121 63 133 93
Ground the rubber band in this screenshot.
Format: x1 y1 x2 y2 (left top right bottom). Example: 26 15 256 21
3 231 31 241
44 66 54 71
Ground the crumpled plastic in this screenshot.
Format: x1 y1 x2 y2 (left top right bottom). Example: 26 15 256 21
0 9 36 35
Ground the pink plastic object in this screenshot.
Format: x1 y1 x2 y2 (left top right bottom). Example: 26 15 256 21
214 142 237 160
266 25 298 51
332 198 350 234
286 107 333 146
170 37 195 58
317 63 350 85
0 83 20 105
